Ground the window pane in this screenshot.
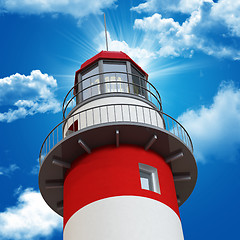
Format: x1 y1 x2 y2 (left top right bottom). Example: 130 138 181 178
103 62 127 72
131 65 147 98
81 64 99 100
141 177 150 190
103 62 128 93
140 171 153 191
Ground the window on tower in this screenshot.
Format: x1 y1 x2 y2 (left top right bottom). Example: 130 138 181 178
139 163 160 194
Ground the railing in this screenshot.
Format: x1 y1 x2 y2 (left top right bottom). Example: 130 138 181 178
62 72 162 118
39 103 193 166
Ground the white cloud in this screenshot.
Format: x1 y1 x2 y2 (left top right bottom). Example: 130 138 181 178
0 188 62 239
131 0 210 14
211 0 240 37
97 31 156 68
133 1 240 59
131 0 158 13
0 164 19 176
0 0 116 20
0 70 61 122
178 82 240 163
134 13 181 32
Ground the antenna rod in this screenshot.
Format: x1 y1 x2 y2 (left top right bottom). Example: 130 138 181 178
104 13 109 51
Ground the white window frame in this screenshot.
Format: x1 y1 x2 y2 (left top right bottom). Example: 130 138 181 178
139 163 161 194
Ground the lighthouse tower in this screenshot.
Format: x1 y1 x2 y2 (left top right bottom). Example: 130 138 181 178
39 51 197 240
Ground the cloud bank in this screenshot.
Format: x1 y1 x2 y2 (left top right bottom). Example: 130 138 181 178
178 82 240 163
0 188 62 239
131 0 210 14
0 0 116 20
97 31 156 68
132 0 240 59
0 70 61 122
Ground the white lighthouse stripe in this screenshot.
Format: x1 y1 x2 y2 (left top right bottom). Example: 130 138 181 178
64 196 184 240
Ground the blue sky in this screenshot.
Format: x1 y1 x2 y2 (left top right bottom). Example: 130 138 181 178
0 0 240 239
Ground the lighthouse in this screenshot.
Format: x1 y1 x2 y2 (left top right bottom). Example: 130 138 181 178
39 51 197 240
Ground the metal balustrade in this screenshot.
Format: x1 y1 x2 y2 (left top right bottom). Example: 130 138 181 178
39 103 193 166
62 72 162 118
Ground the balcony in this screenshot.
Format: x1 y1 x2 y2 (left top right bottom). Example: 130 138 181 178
39 103 193 166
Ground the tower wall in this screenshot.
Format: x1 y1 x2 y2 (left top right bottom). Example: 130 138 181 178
63 145 183 240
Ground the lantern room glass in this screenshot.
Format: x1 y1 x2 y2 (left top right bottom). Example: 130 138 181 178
81 64 100 100
103 61 128 93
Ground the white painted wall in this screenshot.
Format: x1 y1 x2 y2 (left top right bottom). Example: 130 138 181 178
63 96 164 137
64 196 184 240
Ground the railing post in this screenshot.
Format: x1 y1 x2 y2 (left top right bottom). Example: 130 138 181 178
183 131 187 146
114 105 117 122
177 122 180 139
107 105 109 122
128 105 131 121
166 116 170 131
92 108 95 125
142 106 146 123
99 106 102 124
180 127 184 142
135 105 138 122
121 105 124 121
172 119 175 135
149 108 152 125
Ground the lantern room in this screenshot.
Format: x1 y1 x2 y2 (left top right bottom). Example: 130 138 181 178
62 51 164 138
74 51 151 104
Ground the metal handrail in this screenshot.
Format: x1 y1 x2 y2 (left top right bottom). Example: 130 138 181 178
62 71 162 118
39 103 193 166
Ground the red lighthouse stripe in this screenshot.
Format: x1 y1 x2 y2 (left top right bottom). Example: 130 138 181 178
63 145 179 227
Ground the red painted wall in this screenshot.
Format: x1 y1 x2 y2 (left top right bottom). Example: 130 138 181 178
63 145 179 227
